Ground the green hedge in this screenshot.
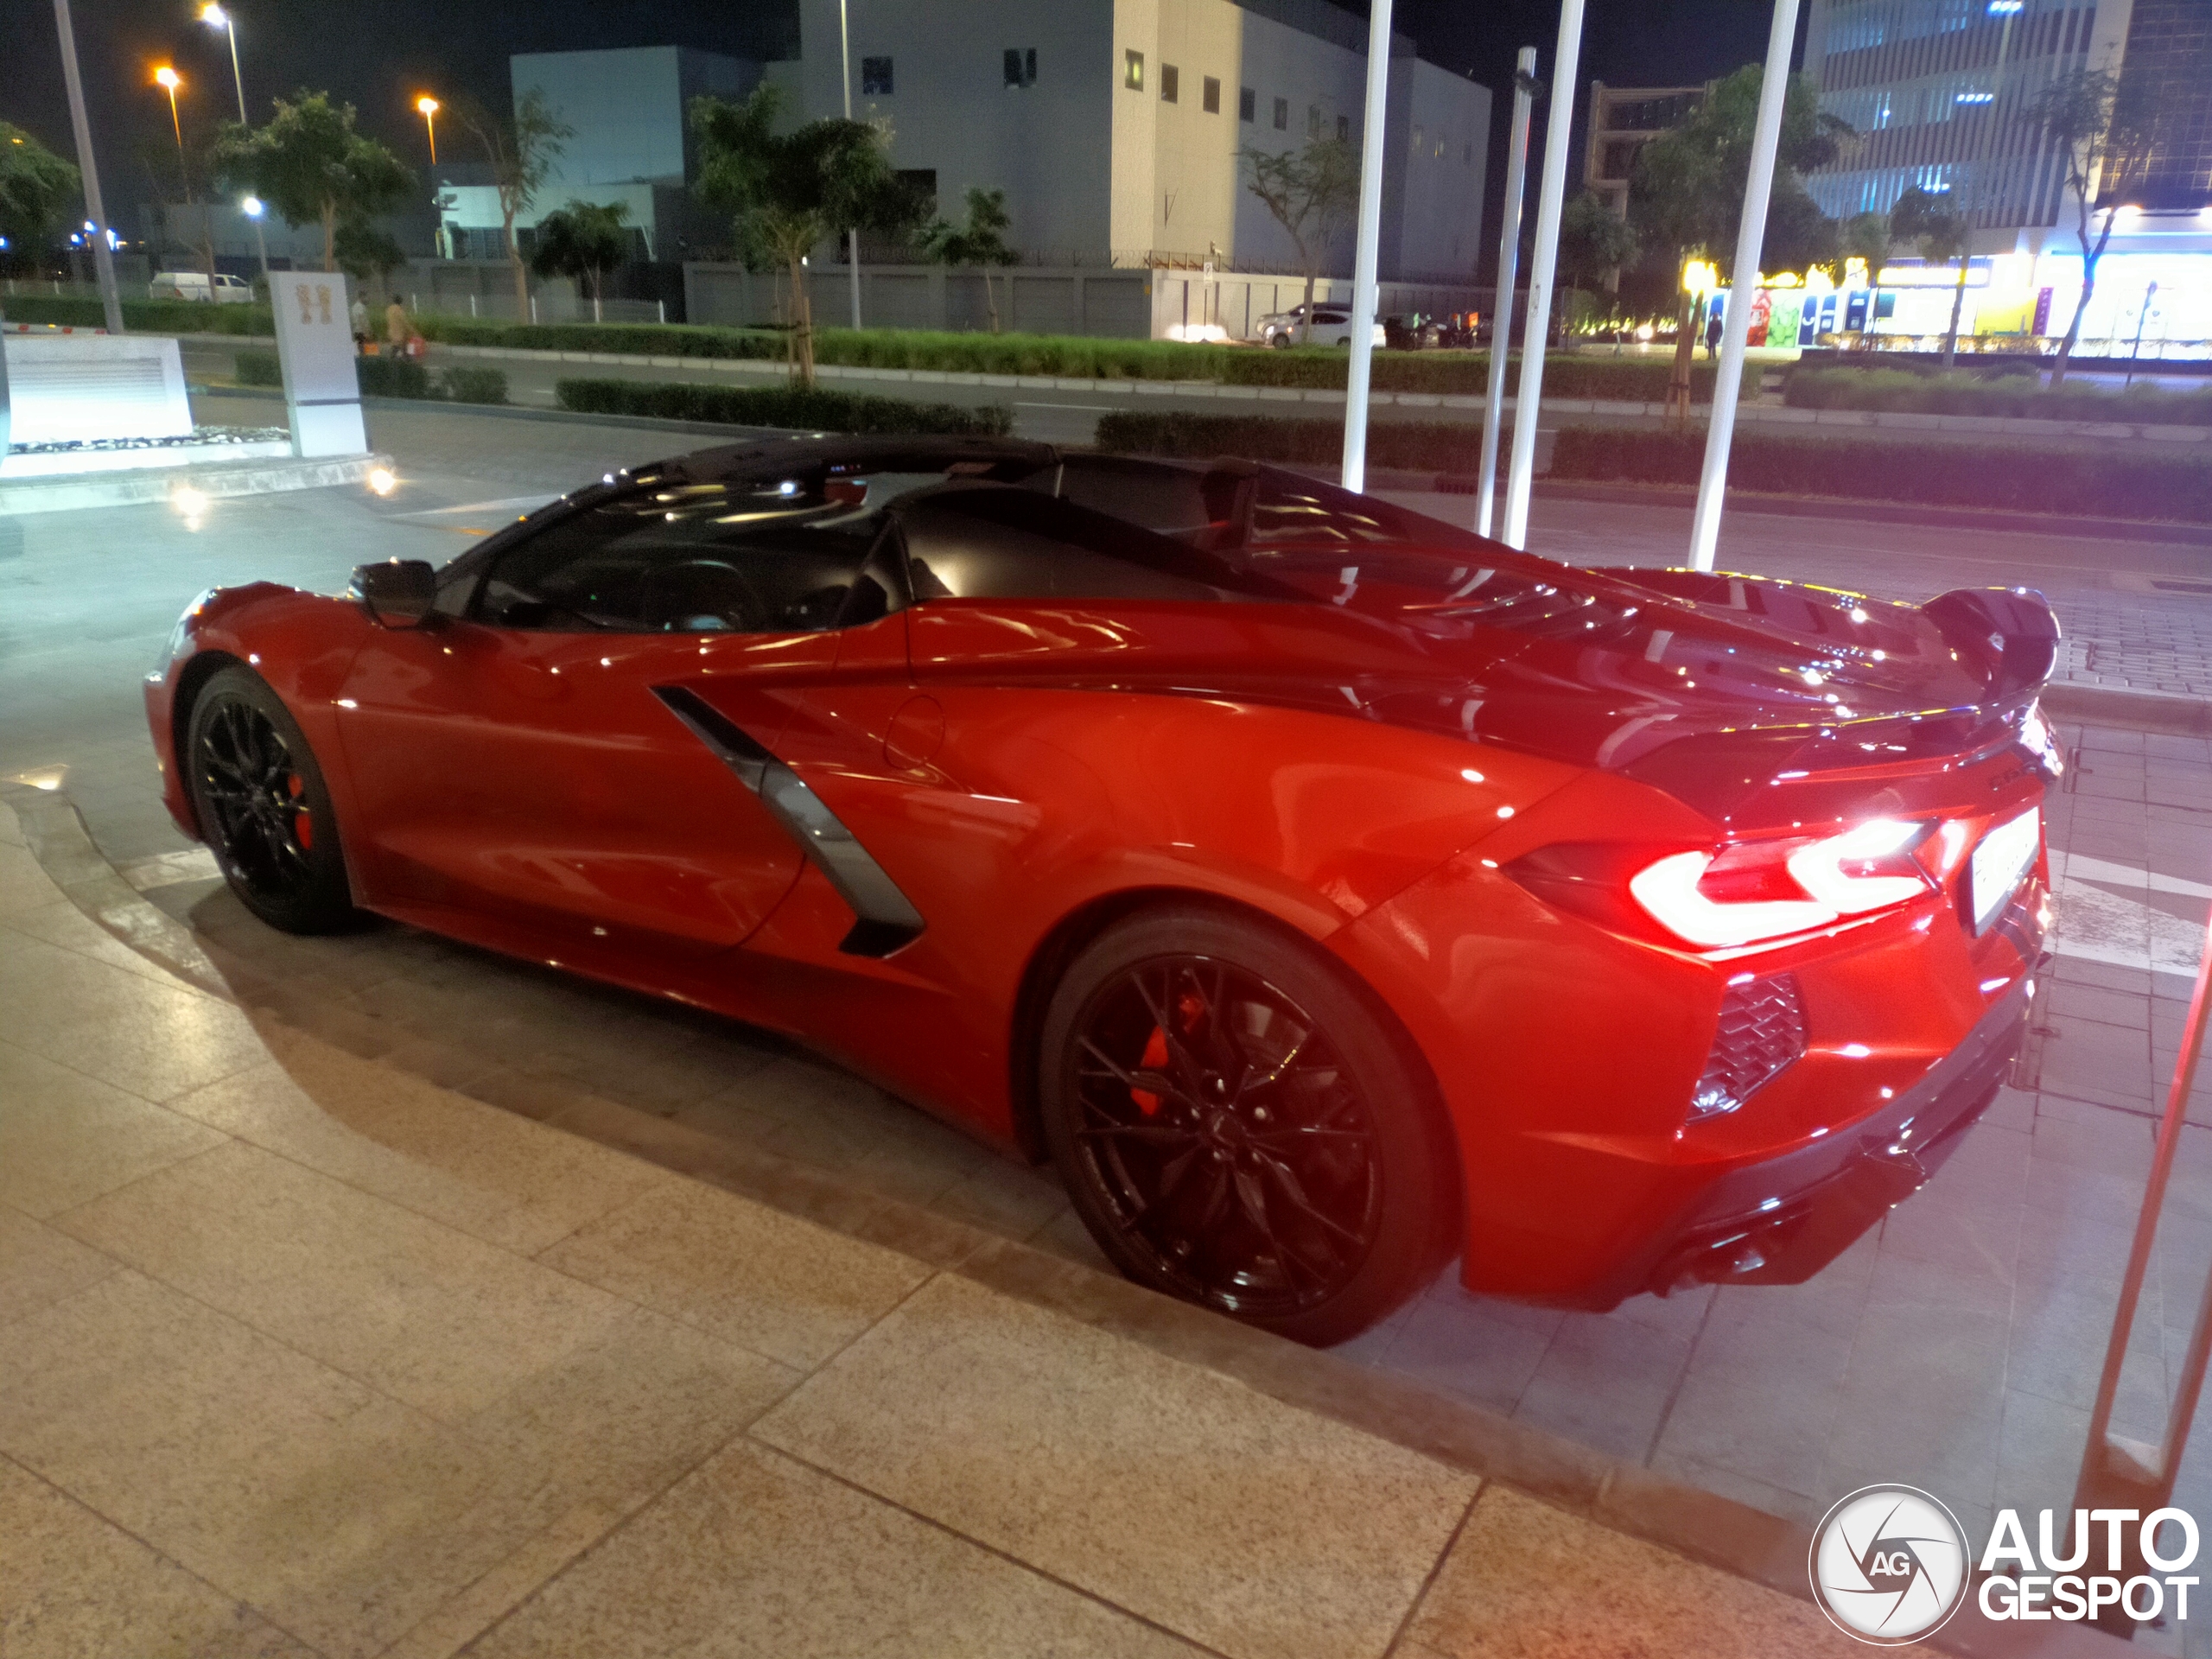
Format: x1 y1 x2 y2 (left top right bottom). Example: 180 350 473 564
234 348 281 386
1218 350 1756 402
555 377 1013 435
1094 410 1482 474
0 294 273 334
1548 425 2212 522
1787 366 2212 426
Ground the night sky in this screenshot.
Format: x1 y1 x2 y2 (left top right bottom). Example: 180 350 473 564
2 0 1806 279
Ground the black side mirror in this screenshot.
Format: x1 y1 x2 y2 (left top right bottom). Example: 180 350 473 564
350 559 437 628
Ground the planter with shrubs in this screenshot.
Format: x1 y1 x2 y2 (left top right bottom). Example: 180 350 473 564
1548 424 2212 523
554 377 1014 436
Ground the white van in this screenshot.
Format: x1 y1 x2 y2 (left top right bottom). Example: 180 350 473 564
150 270 256 304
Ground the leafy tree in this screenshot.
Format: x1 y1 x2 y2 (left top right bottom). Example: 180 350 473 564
135 124 223 293
1629 67 1845 416
335 213 405 286
1557 191 1636 331
919 188 1019 334
531 199 632 310
1890 185 1973 364
692 84 925 385
0 122 80 271
1240 137 1359 343
453 88 572 321
213 92 414 273
1839 210 1891 278
2030 68 2158 385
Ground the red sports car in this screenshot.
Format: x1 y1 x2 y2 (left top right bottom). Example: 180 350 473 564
146 436 2059 1344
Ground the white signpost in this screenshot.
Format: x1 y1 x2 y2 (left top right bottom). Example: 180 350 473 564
271 271 368 459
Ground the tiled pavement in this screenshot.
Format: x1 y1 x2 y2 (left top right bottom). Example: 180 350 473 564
10 794 1923 1659
8 403 2212 1646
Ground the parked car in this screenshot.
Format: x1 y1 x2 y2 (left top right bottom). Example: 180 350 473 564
1256 302 1387 349
150 270 256 304
146 436 2059 1344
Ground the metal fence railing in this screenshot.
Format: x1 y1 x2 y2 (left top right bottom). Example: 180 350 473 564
400 289 667 327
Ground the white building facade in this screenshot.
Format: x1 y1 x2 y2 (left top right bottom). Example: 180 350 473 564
793 0 1490 283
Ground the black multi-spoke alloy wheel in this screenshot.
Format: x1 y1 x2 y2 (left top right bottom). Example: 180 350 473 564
185 665 354 933
1041 906 1452 1346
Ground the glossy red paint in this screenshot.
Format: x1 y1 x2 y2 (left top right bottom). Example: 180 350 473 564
145 440 2060 1320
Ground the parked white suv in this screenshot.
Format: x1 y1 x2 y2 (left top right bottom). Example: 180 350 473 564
1256 302 1386 349
150 270 256 303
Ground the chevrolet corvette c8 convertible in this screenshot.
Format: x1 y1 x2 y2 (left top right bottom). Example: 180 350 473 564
147 436 2060 1344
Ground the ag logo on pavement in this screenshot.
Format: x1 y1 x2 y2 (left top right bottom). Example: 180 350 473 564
1809 1484 1970 1644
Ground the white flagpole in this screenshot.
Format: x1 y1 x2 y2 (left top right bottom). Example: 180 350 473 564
1476 47 1537 540
1338 0 1395 493
1498 0 1586 550
1688 0 1802 572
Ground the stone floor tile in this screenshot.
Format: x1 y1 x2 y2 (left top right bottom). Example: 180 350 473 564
464 1440 1203 1659
2047 979 2154 1033
1 899 198 990
0 1270 521 1659
0 1455 314 1659
1822 1303 2008 1504
55 1140 639 1424
0 841 54 918
1510 1313 1694 1465
1402 1484 1864 1659
0 1040 227 1218
0 933 267 1102
1650 1298 1853 1499
163 1036 676 1255
537 1173 931 1371
930 1158 1070 1238
0 1204 118 1330
753 1274 1475 1659
1377 1291 1556 1414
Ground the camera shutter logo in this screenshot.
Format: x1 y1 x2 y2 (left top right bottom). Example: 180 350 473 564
1809 1484 1969 1644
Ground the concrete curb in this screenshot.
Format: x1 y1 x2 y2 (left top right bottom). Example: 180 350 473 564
0 778 2122 1656
0 449 392 517
168 334 2212 442
2042 682 2212 736
188 382 811 443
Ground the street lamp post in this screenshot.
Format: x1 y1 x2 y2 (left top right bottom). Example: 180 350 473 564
1687 0 1803 573
1337 0 1397 493
1475 47 1538 539
200 3 248 123
839 0 861 328
416 96 440 166
52 0 124 334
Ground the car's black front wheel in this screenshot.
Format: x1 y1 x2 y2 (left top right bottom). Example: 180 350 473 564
1039 905 1453 1346
185 664 355 934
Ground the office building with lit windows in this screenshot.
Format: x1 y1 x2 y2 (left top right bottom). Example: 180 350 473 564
1796 0 2212 350
791 0 1490 282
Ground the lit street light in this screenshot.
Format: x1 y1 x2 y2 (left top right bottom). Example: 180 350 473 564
241 194 270 283
200 3 248 123
416 95 440 165
155 66 184 149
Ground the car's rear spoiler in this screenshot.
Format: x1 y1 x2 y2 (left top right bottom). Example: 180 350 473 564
1920 587 2060 703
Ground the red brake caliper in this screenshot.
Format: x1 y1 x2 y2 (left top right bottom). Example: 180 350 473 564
287 773 313 851
1129 991 1208 1117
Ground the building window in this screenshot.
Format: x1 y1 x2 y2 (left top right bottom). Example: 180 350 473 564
1003 48 1036 87
1273 96 1288 130
1308 105 1321 137
1240 86 1255 122
1124 50 1143 91
1161 64 1179 103
861 56 893 95
1203 76 1221 114
1336 114 1350 141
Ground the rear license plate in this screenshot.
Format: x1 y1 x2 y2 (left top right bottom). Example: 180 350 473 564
1968 807 2040 933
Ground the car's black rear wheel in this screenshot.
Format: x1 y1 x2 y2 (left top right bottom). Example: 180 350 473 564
185 664 354 934
1040 906 1452 1346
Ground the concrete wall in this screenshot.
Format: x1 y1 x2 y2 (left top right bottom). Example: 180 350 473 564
798 0 1119 260
687 261 1156 336
687 259 1478 339
797 0 1486 280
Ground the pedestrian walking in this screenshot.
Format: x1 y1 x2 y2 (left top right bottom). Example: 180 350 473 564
1704 312 1723 358
385 298 411 352
350 296 370 352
